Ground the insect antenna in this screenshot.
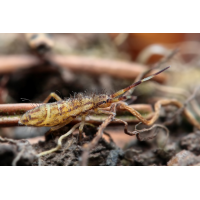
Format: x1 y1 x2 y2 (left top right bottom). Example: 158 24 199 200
110 66 170 98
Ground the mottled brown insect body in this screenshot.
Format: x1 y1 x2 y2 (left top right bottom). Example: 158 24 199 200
19 94 109 127
19 67 170 129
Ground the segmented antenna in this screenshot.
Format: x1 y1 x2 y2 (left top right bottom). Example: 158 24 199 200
111 66 170 98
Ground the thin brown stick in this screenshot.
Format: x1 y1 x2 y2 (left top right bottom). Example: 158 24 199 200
0 55 167 83
0 103 153 127
1 99 199 130
0 103 42 115
0 116 22 127
0 113 154 127
0 55 42 73
51 55 167 82
0 103 153 115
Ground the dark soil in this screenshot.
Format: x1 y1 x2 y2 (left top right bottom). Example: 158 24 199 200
0 138 37 166
33 135 115 166
1 123 200 166
32 125 121 166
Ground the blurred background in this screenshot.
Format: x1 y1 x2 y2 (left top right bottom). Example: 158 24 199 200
0 33 200 148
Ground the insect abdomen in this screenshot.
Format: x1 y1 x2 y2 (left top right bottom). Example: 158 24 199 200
19 97 95 127
19 104 48 126
19 102 67 127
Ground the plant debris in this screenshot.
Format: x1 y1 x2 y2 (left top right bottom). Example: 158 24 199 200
0 136 37 165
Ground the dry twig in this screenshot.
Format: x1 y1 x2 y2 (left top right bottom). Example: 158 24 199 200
1 97 199 132
0 103 153 127
0 55 167 83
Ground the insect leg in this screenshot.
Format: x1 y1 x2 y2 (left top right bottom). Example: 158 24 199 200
43 92 62 103
45 117 75 139
117 99 200 129
117 102 153 125
108 95 137 103
78 115 86 143
38 122 95 157
94 108 116 117
38 122 82 157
